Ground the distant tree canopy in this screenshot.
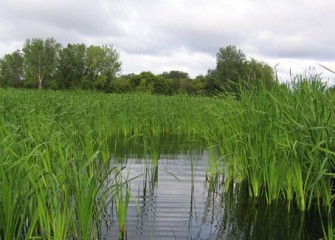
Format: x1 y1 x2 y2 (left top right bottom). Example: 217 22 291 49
160 70 189 80
209 45 276 95
56 43 86 89
216 45 247 88
22 38 61 89
0 37 121 90
0 50 24 88
0 38 276 95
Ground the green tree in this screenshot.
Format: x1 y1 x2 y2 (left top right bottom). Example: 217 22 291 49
130 72 171 94
160 70 192 94
245 58 275 90
192 75 207 95
160 70 190 80
205 69 221 93
211 45 276 95
0 50 24 87
56 43 86 89
215 45 247 92
110 74 134 93
84 45 121 90
22 38 61 89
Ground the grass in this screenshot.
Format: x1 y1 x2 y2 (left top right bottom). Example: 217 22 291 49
113 168 131 240
206 74 335 238
0 75 334 238
208 74 335 214
0 89 219 239
0 120 115 239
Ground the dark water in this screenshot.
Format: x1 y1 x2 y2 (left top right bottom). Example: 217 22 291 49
101 150 326 240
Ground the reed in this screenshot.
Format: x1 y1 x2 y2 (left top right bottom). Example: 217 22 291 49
1 77 334 238
208 74 335 213
0 89 220 238
113 168 131 240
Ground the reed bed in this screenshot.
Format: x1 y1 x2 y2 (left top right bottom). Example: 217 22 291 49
0 103 114 239
1 76 334 238
208 75 335 214
0 89 219 239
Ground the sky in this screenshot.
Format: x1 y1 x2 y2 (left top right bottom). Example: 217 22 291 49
0 0 335 83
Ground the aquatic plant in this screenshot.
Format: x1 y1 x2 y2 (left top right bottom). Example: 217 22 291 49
0 77 334 238
113 168 131 240
209 74 335 213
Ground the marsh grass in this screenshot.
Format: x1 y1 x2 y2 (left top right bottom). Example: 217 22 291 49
209 75 335 214
113 168 131 240
204 75 335 239
0 89 219 239
0 124 115 239
1 78 334 238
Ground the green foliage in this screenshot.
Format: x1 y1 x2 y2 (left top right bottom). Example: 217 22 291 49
0 38 122 91
0 50 24 87
208 75 335 213
56 43 86 89
0 38 279 95
110 77 132 93
113 168 131 239
85 45 121 90
160 70 190 80
216 45 247 90
0 38 279 96
130 71 171 94
22 37 61 89
0 78 334 238
245 58 274 90
211 45 276 95
190 75 208 95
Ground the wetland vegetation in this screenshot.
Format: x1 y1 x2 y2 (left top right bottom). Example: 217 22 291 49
0 38 334 239
0 75 335 239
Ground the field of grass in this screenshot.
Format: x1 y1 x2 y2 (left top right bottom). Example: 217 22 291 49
0 89 220 239
0 76 334 239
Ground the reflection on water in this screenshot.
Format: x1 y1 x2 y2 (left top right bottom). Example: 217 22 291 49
101 149 325 240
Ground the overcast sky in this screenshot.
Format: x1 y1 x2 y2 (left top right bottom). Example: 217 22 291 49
0 0 335 83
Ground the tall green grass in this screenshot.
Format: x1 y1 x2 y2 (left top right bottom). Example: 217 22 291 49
0 89 219 239
0 115 115 239
207 75 335 239
209 74 335 213
1 77 334 238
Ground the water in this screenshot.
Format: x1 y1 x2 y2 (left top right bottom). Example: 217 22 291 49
101 150 325 240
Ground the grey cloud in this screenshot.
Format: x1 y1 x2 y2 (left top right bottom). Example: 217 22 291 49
0 0 335 79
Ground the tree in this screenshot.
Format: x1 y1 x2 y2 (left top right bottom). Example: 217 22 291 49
160 70 190 80
205 69 221 93
0 50 24 87
192 75 207 95
211 45 276 95
22 38 61 89
215 45 247 92
56 43 86 89
245 58 275 90
160 70 192 94
130 72 171 94
84 45 121 89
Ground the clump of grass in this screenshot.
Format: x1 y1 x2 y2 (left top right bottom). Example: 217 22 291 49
113 168 131 240
209 74 335 212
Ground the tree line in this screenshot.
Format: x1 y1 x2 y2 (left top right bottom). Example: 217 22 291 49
0 38 276 95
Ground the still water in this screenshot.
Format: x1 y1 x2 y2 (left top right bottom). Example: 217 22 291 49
102 145 325 239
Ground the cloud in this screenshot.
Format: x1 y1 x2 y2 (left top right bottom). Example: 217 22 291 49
119 47 215 78
0 0 334 82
